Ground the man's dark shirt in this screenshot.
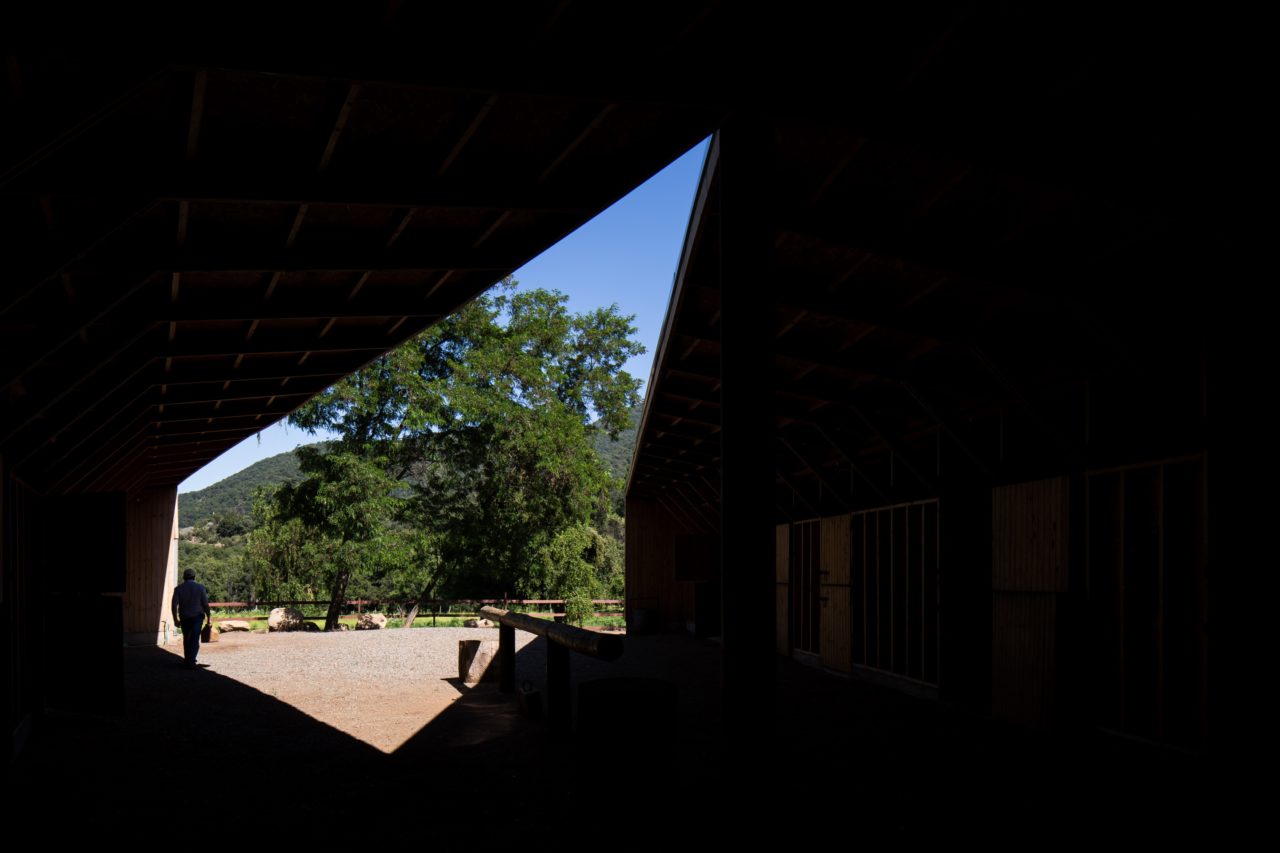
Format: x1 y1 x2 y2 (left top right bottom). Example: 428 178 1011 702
172 580 209 619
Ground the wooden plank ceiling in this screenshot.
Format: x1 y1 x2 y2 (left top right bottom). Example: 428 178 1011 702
2 5 1233 502
0 2 734 494
626 10 1229 528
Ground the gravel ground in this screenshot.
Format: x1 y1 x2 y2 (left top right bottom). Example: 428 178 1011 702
187 627 539 752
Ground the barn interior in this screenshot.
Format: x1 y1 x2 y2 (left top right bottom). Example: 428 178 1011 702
3 3 1249 830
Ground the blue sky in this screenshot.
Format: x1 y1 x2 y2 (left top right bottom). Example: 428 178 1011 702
178 137 710 493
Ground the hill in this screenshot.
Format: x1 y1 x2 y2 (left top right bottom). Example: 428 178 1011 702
593 405 642 481
178 450 304 527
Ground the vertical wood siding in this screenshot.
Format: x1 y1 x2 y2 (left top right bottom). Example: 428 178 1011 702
1086 458 1207 748
4 468 45 744
992 593 1057 729
124 486 179 643
625 497 694 631
819 514 851 673
789 521 821 654
991 477 1068 729
776 524 789 655
992 477 1069 593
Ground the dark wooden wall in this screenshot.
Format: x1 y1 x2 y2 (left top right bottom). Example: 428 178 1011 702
819 515 852 674
625 496 694 633
1085 457 1207 749
991 477 1069 729
3 463 45 757
42 491 126 715
775 524 788 655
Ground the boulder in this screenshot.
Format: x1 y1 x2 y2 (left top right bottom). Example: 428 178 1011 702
356 612 387 630
458 639 499 684
267 607 308 632
219 620 252 632
464 618 495 628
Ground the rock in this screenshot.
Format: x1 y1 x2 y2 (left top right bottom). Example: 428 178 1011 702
464 618 495 628
267 607 308 632
219 620 252 632
458 639 499 684
356 612 387 630
304 621 321 631
330 623 351 631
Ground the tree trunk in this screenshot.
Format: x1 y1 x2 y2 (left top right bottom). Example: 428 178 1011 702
400 582 435 629
325 569 351 631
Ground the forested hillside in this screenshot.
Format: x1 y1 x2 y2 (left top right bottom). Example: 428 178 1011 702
180 408 640 532
178 449 305 527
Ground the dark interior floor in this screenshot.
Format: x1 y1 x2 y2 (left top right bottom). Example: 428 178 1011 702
9 634 1239 839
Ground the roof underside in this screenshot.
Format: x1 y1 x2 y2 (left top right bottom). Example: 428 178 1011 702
3 5 1238 500
625 13 1236 528
2 2 741 493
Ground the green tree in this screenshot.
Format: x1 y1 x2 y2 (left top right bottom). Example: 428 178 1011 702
280 277 643 606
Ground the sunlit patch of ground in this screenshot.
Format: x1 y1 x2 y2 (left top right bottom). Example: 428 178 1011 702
169 628 534 752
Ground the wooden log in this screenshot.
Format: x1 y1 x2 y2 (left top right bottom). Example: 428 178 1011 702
478 606 623 661
457 639 499 684
499 625 515 693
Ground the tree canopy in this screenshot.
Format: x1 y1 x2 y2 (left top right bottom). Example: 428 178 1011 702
246 279 641 626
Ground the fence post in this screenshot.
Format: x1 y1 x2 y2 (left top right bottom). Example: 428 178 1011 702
499 624 515 693
548 641 571 737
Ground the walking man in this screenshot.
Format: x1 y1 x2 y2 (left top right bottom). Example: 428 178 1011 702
171 568 211 670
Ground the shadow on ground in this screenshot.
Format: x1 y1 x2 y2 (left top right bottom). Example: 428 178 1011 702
8 633 1236 838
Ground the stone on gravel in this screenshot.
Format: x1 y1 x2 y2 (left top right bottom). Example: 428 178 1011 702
464 618 495 628
268 607 308 632
356 612 387 630
219 620 252 632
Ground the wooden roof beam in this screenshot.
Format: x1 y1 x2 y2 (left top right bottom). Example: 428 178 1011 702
667 481 719 532
775 469 821 518
149 246 521 274
778 436 853 513
537 103 615 184
3 356 346 461
632 451 709 473
186 70 207 162
773 337 913 382
808 423 891 506
150 394 310 425
148 415 286 437
4 170 628 215
49 419 154 494
656 493 701 535
648 406 721 430
1 272 154 390
165 327 401 359
437 94 498 178
318 83 361 171
0 326 158 447
899 381 994 479
635 444 720 468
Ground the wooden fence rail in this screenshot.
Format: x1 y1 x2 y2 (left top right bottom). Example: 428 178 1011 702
208 599 624 627
480 605 624 736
